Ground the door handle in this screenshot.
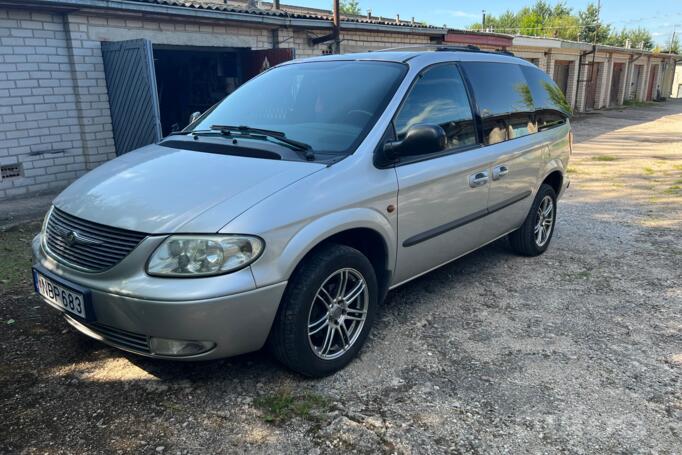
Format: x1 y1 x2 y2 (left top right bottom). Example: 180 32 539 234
469 170 489 188
492 165 509 180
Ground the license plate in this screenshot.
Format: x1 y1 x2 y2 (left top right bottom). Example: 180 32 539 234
34 271 87 319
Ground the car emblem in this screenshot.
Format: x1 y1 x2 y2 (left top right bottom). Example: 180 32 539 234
53 225 103 247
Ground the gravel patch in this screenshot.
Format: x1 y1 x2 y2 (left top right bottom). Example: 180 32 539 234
1 101 681 454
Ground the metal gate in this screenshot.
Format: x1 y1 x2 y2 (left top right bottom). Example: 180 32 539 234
101 39 162 155
585 62 601 109
610 63 624 106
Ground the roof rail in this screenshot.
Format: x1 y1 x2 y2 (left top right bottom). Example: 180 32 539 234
377 44 515 57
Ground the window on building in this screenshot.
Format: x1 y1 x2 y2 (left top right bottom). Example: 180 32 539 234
394 64 476 155
460 62 536 145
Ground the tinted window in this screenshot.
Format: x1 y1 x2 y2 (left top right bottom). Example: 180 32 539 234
461 62 536 145
193 61 406 157
394 64 476 154
521 66 570 131
521 65 572 121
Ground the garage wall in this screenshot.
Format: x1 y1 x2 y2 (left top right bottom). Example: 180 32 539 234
0 8 91 199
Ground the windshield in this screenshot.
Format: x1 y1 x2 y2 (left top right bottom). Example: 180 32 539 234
192 61 407 156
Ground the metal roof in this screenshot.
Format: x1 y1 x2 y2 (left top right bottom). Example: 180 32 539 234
128 0 444 30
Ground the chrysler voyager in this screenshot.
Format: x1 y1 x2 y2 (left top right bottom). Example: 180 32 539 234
32 46 571 376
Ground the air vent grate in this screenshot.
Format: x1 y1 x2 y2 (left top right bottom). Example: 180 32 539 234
1 164 22 179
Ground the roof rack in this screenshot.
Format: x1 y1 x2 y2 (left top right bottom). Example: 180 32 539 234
377 44 515 57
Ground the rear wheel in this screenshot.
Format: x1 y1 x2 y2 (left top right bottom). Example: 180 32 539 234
268 244 378 377
508 183 557 256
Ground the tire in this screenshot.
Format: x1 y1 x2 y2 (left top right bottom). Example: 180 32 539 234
268 244 378 377
508 183 557 257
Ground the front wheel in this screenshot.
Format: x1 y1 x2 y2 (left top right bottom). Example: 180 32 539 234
268 244 378 377
508 183 557 256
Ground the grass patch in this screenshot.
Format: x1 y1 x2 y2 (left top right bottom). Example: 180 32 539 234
663 185 681 195
254 391 331 424
566 166 580 174
0 222 41 291
592 155 617 162
623 99 651 108
643 166 655 176
673 164 682 172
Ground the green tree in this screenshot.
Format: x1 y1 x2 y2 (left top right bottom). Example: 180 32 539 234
606 27 654 50
339 0 361 16
578 2 610 43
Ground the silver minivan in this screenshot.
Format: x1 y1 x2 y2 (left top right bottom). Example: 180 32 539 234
32 47 571 376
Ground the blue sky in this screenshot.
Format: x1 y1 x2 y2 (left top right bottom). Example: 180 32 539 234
291 0 681 46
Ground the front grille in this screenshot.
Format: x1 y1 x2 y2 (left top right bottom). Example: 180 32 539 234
66 316 151 353
44 207 147 272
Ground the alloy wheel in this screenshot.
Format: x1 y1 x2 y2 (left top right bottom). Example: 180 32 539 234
534 195 555 247
307 268 369 360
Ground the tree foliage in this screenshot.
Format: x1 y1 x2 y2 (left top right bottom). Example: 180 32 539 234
605 27 654 50
339 0 361 16
468 0 657 49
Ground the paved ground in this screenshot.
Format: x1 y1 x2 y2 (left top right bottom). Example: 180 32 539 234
1 101 681 454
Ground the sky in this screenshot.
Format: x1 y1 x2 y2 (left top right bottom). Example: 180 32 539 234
290 0 681 47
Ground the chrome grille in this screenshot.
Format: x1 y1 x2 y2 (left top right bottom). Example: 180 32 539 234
44 207 147 272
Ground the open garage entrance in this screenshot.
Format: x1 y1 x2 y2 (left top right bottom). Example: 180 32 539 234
153 47 242 137
101 39 294 155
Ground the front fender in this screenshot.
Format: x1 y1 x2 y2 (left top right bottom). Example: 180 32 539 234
247 207 396 288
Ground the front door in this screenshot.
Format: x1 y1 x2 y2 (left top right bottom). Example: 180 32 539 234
393 64 491 284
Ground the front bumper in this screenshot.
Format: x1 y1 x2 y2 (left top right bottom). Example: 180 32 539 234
32 236 287 360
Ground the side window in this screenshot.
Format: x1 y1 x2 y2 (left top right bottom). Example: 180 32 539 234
394 64 476 155
521 65 571 131
460 62 536 145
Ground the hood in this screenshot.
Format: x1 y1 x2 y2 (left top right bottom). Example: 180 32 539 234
54 143 324 233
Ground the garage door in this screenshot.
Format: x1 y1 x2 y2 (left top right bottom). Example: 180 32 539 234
101 39 162 155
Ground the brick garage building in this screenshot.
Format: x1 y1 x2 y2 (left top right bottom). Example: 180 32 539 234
0 0 443 200
0 0 678 201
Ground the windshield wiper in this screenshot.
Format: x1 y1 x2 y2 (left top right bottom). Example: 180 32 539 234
209 125 315 161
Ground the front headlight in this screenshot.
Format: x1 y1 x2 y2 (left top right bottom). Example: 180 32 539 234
146 235 264 277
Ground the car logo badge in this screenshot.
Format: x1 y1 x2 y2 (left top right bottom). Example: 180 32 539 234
65 231 78 246
53 225 103 247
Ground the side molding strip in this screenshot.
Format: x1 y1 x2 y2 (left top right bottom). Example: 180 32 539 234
402 190 532 247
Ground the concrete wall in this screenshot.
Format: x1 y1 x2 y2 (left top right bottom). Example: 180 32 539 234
0 9 101 200
671 63 682 98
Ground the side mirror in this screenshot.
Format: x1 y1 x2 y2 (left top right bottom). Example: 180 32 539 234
383 124 447 162
189 111 202 125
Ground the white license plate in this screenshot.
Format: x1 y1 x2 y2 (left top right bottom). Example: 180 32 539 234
34 272 87 318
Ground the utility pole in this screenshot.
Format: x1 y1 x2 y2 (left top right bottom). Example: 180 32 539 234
670 27 677 54
593 0 601 46
482 10 486 29
332 0 341 54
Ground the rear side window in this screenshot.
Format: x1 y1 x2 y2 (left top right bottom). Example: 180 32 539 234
394 64 476 153
461 62 536 145
521 65 571 131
